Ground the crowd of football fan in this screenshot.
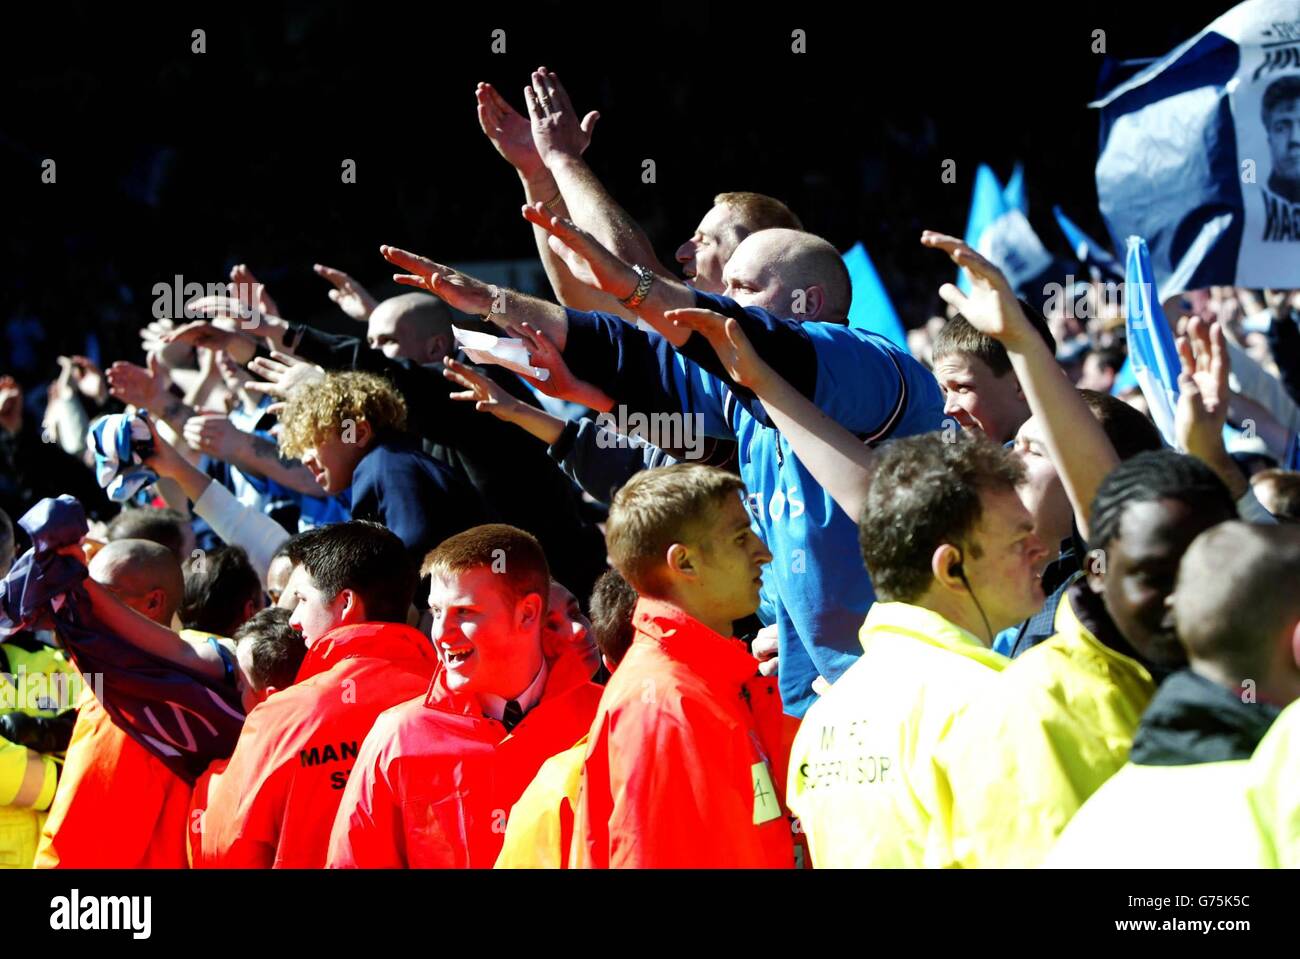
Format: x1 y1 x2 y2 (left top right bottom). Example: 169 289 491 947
1 67 1298 870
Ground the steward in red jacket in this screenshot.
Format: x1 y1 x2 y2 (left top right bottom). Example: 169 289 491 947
571 465 801 868
327 524 601 868
191 622 439 867
327 648 600 867
189 520 435 868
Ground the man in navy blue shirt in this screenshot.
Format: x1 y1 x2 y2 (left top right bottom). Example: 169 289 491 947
276 369 486 567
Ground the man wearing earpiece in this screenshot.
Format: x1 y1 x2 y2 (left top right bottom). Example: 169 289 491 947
786 432 1049 868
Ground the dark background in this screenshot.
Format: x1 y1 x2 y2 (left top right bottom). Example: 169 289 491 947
1 0 1237 386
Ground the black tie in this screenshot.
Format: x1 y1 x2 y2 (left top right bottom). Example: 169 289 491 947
501 699 524 732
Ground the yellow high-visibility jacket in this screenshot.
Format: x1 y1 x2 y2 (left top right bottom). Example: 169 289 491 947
786 601 1007 868
0 641 78 869
494 737 587 869
931 591 1155 867
1045 760 1268 868
1247 698 1300 868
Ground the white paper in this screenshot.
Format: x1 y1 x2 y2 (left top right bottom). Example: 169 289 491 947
452 326 550 381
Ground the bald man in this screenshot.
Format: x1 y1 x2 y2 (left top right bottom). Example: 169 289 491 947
35 539 196 868
1049 523 1300 867
366 292 453 365
88 539 185 625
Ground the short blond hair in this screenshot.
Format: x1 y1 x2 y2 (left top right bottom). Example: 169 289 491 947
278 370 407 458
605 464 746 592
713 191 803 232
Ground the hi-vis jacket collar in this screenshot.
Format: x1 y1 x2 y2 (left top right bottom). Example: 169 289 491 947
1052 590 1152 682
296 622 440 685
632 597 760 688
858 601 1008 671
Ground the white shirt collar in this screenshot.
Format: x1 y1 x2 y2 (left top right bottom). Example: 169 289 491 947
479 659 549 724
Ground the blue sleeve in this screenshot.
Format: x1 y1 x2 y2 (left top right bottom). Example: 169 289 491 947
562 310 735 438
547 417 680 505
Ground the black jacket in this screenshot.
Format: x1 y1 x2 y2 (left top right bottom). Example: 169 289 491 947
1129 669 1283 766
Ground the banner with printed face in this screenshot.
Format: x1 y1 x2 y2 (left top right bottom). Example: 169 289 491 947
1094 0 1300 296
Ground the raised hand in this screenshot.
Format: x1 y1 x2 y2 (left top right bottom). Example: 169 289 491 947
442 356 528 421
314 263 378 321
380 245 496 315
182 412 247 461
1175 317 1229 458
106 354 170 412
520 202 636 298
920 231 1035 350
163 319 259 360
65 356 107 404
247 351 325 400
477 82 547 183
229 263 282 320
665 308 772 390
522 67 600 168
0 376 23 434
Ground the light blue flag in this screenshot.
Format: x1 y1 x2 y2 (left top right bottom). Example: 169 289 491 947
959 163 1053 294
842 241 907 348
1054 205 1122 279
959 165 1007 293
1124 235 1183 445
1003 163 1028 214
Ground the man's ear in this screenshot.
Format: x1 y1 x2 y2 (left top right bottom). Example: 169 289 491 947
428 333 451 363
516 591 543 631
337 588 365 624
665 543 694 578
352 418 374 449
930 544 965 593
242 597 259 624
1290 619 1300 671
801 285 827 322
145 588 167 617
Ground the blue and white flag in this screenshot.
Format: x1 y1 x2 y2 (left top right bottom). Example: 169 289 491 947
1003 162 1028 214
959 163 1054 295
1125 236 1183 445
842 241 907 348
1053 205 1123 279
87 411 158 502
1094 0 1300 296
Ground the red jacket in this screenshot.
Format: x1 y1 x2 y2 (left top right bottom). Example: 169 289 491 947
571 598 800 868
190 622 440 868
326 650 602 868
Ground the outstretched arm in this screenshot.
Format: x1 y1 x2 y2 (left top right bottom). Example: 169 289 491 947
922 231 1116 542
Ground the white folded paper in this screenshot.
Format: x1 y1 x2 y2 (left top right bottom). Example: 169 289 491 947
452 326 550 381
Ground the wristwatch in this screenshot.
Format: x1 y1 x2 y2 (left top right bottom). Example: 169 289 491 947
620 264 655 309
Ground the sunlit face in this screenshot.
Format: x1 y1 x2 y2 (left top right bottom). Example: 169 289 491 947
1090 498 1229 669
933 353 1028 445
675 204 748 294
961 487 1051 635
283 563 350 648
1266 97 1300 180
428 567 545 699
685 493 773 626
1012 415 1072 548
541 580 599 675
1077 353 1116 392
299 428 368 495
